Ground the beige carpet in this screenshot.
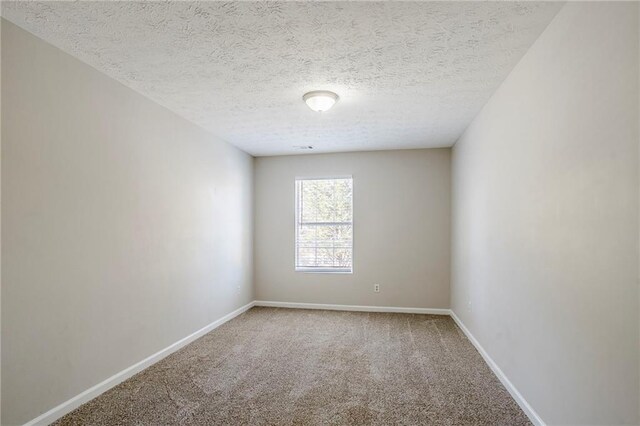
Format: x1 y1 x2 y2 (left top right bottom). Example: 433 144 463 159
54 307 530 425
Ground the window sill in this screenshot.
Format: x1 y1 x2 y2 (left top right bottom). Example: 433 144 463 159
295 268 353 274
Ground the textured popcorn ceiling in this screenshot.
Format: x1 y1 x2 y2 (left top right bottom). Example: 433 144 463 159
2 1 563 156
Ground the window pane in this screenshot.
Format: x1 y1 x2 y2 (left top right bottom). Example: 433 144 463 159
295 178 353 272
316 248 334 267
297 225 317 246
333 248 352 268
297 247 316 266
333 180 353 222
300 178 352 224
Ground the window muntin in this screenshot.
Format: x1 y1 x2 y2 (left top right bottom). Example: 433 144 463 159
295 177 353 273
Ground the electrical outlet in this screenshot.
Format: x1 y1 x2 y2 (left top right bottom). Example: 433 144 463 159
374 284 380 293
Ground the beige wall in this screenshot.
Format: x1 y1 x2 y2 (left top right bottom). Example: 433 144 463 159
1 17 3 425
254 149 451 309
1 20 254 425
451 3 639 425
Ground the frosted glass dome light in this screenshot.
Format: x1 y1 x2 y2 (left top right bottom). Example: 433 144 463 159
303 90 339 112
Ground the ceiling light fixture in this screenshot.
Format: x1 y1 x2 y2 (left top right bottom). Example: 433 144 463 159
303 90 339 112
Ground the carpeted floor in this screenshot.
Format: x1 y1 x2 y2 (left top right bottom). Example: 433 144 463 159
54 307 530 425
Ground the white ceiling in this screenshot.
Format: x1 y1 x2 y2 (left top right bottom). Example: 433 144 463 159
2 1 563 156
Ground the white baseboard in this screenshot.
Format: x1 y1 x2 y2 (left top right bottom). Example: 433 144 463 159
23 301 256 426
449 310 545 426
23 302 541 426
254 300 450 315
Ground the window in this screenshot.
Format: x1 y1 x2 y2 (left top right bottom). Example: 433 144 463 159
295 177 353 273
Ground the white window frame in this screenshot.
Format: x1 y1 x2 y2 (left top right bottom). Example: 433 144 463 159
294 176 353 274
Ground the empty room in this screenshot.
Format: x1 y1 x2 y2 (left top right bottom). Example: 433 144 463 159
1 1 639 425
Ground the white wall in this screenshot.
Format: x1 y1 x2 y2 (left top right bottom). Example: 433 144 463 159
451 3 639 425
1 20 254 425
254 149 451 309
